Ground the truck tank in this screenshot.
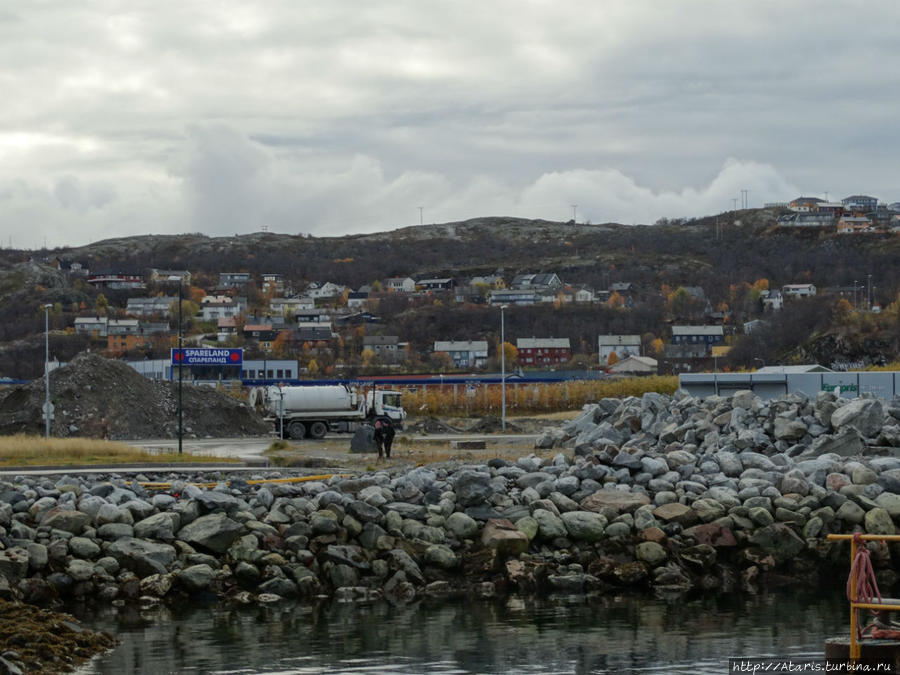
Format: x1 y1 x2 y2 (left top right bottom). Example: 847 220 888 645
274 385 358 413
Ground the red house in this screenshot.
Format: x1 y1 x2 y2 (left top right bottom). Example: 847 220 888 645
516 337 571 366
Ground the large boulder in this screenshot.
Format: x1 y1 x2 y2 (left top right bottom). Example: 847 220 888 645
747 524 805 564
453 470 493 507
108 538 177 577
830 399 884 438
177 512 245 553
580 490 650 514
560 511 607 542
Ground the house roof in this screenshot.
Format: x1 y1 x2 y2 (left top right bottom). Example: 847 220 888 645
672 326 724 336
517 337 571 349
433 340 488 352
364 335 399 346
244 324 273 331
597 334 641 346
755 364 833 374
609 355 657 372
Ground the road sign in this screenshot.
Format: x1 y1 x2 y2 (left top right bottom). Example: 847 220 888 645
42 401 54 420
171 348 243 366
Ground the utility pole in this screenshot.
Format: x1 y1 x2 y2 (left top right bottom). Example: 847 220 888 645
868 274 872 310
43 304 52 439
571 204 578 222
418 206 423 226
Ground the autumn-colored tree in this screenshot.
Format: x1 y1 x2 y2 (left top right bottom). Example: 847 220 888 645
649 338 665 356
607 351 619 366
95 294 108 315
272 330 293 357
501 341 518 366
361 348 375 366
606 291 624 309
189 286 206 304
307 359 319 375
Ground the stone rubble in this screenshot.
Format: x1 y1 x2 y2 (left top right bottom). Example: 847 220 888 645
0 388 899 607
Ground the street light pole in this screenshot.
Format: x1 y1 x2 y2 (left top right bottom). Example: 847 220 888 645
178 281 183 454
43 304 51 439
500 305 507 432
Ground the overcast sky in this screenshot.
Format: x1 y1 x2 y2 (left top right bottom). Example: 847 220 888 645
2 1 899 248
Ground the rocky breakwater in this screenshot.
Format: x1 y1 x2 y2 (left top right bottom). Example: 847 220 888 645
0 389 898 610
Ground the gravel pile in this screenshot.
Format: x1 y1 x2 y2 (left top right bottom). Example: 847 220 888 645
0 353 269 439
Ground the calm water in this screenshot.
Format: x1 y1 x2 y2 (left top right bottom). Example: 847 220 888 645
71 588 848 674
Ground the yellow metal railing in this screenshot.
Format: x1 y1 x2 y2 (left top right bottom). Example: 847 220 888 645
827 533 900 659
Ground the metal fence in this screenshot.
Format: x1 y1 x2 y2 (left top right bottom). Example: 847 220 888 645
679 372 900 400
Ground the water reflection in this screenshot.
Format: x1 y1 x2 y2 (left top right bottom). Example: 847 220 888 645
73 588 847 674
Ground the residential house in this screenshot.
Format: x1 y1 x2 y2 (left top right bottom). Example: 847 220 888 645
262 274 285 296
837 216 874 234
598 335 641 364
788 196 825 212
295 308 331 324
743 319 766 334
416 278 455 291
510 273 563 290
363 335 408 363
335 312 380 326
384 277 416 293
74 316 109 337
126 296 176 317
107 320 167 355
200 296 246 321
841 195 878 214
816 202 844 215
217 317 240 342
574 287 595 303
516 338 571 366
296 325 335 350
219 272 252 288
671 326 725 346
488 289 539 306
782 284 817 298
305 281 346 299
433 340 489 368
87 274 144 290
761 289 783 311
608 355 658 375
243 324 278 351
269 297 303 316
149 269 191 285
347 291 369 309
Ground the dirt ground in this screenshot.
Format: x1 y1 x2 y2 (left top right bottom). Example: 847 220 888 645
264 412 576 470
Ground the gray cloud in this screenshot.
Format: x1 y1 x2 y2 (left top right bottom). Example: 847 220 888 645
1 1 898 246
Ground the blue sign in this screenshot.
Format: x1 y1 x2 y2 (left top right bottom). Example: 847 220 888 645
171 348 243 366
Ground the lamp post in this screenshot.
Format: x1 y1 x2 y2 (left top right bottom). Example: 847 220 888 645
177 281 183 454
43 304 52 439
500 305 508 432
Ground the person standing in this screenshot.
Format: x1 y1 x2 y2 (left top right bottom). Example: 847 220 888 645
382 420 395 459
373 420 385 460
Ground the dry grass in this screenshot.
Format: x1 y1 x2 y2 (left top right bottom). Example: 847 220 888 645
402 376 678 417
0 435 239 466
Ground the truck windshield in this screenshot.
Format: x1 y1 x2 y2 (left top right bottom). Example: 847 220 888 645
382 393 402 408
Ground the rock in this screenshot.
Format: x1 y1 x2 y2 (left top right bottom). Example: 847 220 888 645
0 548 29 579
774 418 808 441
748 524 805 564
613 561 648 585
836 501 866 526
454 471 493 507
108 538 177 577
865 507 896 535
683 522 737 547
446 512 479 539
652 503 697 526
580 491 650 514
68 537 101 559
481 519 529 557
809 428 866 458
831 399 884 438
635 541 667 566
178 564 215 592
133 512 181 540
177 513 244 553
560 511 607 542
424 545 458 570
41 508 89 535
532 509 567 540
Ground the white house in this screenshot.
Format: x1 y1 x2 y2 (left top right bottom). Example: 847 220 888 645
433 340 489 368
608 355 657 375
384 277 416 293
305 282 346 299
597 335 641 364
782 284 816 298
200 296 246 321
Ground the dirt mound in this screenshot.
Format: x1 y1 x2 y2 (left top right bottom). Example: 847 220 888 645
464 416 522 433
0 353 269 439
403 416 463 435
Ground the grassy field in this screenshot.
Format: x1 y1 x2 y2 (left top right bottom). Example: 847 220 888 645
0 435 239 467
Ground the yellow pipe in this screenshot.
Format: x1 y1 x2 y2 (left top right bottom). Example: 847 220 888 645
850 536 859 660
851 602 900 611
828 534 900 542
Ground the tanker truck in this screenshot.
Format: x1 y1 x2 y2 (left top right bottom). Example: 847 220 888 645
249 384 405 439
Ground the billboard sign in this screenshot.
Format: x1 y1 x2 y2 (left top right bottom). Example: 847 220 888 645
171 348 243 366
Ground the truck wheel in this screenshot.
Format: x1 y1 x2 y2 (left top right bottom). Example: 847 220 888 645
288 421 306 440
308 421 328 439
